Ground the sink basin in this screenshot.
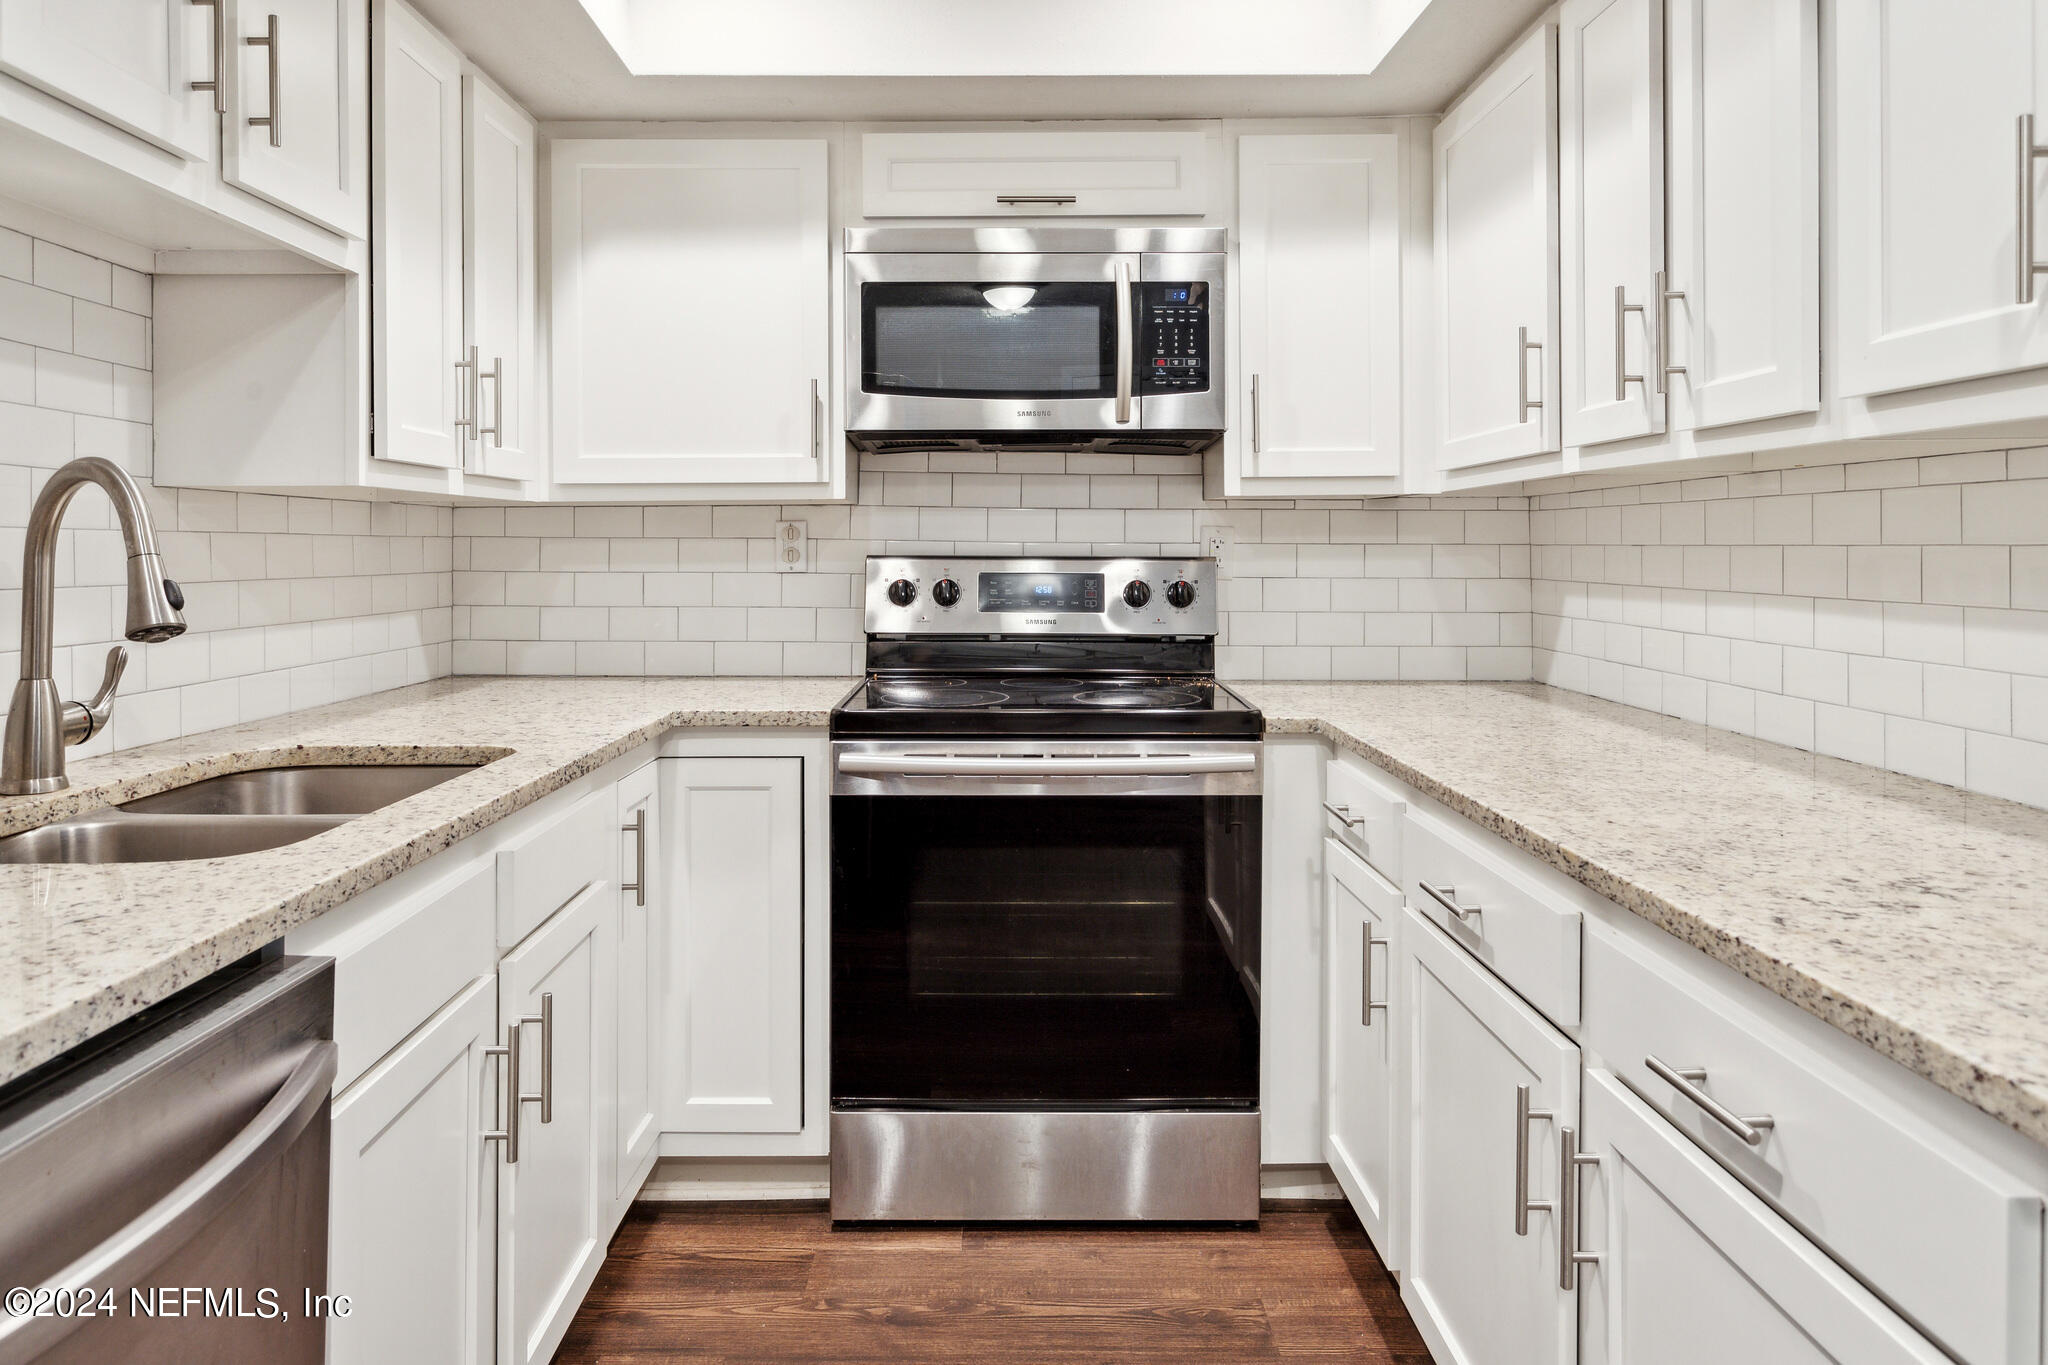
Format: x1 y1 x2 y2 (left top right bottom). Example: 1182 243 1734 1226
0 812 349 864
0 762 485 864
118 763 479 817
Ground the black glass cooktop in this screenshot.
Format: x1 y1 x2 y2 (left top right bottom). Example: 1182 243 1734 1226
831 673 1264 738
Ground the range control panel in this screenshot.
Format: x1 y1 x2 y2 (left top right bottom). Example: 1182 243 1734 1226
1138 282 1210 394
866 557 1218 637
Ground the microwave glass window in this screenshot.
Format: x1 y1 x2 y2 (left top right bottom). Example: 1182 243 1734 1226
863 282 1119 399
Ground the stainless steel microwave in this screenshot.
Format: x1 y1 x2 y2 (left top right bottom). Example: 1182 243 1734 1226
844 227 1227 455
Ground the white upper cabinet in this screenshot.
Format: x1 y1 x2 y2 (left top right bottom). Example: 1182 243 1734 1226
463 74 539 483
370 0 463 471
1664 0 1819 432
221 0 367 238
1835 0 2048 396
1576 1070 1950 1365
0 0 215 159
1237 132 1403 481
861 128 1209 218
1434 26 1562 473
1558 0 1664 447
550 137 832 488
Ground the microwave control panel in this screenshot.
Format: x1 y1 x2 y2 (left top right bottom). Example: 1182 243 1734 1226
1139 282 1210 393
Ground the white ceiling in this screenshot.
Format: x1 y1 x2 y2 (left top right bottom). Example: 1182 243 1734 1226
407 0 1549 122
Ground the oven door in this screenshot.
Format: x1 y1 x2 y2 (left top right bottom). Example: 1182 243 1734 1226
830 740 1261 1111
846 251 1142 434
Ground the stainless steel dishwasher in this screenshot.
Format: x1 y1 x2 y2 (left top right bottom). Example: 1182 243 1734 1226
0 952 335 1364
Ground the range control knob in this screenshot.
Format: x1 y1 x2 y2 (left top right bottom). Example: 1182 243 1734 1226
1122 580 1152 609
931 578 961 607
1165 580 1197 609
887 578 918 607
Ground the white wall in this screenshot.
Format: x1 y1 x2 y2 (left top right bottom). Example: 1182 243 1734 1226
0 231 453 759
449 450 1535 683
1531 449 2048 808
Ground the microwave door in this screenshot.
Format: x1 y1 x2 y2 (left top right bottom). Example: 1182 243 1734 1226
846 252 1141 434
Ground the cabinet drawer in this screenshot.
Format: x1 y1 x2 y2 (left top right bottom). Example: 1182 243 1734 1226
1585 923 2044 1365
861 129 1209 217
286 857 495 1092
496 785 615 948
1403 807 1581 1027
1323 753 1404 883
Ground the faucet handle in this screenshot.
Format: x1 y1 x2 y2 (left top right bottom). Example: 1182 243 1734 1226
61 646 129 746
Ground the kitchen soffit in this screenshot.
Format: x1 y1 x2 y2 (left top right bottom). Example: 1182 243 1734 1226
405 0 1550 120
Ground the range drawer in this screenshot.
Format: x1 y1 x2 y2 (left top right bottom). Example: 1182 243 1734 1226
1402 806 1581 1027
1323 752 1404 884
1584 921 2044 1365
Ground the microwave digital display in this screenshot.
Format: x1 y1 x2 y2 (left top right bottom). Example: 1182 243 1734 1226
980 573 1105 613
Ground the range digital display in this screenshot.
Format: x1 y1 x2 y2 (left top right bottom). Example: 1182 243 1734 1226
980 573 1105 613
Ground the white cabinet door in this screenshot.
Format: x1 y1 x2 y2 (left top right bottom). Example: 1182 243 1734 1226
551 138 830 486
662 757 804 1134
328 975 496 1365
1577 1069 1949 1365
1559 0 1665 447
1435 25 1562 472
222 0 367 238
464 73 539 482
611 760 661 1207
1400 906 1578 1365
1237 132 1402 481
1322 839 1402 1269
1835 1 2048 395
498 882 612 1365
1665 0 1819 432
369 0 461 470
0 0 215 158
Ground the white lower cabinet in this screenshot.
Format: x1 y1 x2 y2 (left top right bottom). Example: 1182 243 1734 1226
610 759 662 1213
662 756 805 1134
1322 838 1401 1268
327 975 498 1365
497 879 613 1365
1399 904 1579 1365
1575 1069 1949 1365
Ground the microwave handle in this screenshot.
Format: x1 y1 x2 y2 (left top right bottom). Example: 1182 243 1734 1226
1114 259 1134 424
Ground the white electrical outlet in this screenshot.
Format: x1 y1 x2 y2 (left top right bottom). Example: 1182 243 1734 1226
1202 525 1232 567
775 520 808 572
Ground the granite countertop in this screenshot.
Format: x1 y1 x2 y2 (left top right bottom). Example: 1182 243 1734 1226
3 675 2044 1152
0 676 855 1087
1245 681 2048 1147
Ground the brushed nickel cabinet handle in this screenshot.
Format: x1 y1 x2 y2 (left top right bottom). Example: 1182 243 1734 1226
453 345 477 438
535 992 554 1124
484 1023 520 1163
1613 284 1645 402
1321 800 1366 829
1114 260 1133 424
189 0 225 112
244 13 279 147
2021 115 2048 303
1515 1083 1554 1236
1518 327 1543 422
1560 1125 1601 1289
995 195 1077 206
1361 926 1387 1027
1655 269 1686 394
622 809 646 907
477 355 503 447
811 378 822 460
1250 373 1262 453
1420 880 1482 927
1645 1054 1775 1147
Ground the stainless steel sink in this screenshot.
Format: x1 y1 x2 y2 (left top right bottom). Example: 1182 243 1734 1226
0 762 483 864
119 764 478 817
0 811 349 864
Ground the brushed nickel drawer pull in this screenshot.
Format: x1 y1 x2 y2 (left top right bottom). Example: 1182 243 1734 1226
996 194 1077 206
1321 801 1366 829
1420 881 1481 927
1645 1055 1774 1147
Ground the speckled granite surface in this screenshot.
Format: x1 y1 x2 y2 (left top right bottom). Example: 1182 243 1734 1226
1245 681 2048 1147
0 676 855 1088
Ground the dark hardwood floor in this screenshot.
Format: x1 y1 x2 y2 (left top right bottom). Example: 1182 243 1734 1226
555 1200 1430 1363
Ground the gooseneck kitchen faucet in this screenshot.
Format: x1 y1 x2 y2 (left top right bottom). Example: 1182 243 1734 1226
0 457 186 796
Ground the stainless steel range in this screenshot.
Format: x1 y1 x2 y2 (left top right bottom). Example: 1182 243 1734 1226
829 555 1263 1222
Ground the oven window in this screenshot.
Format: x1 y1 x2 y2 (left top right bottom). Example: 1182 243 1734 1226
862 282 1120 398
832 793 1260 1109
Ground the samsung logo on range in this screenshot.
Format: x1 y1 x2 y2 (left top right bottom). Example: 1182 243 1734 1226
1016 409 1052 417
1023 618 1058 626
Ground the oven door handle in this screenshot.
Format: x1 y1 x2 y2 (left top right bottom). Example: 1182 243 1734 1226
838 752 1256 777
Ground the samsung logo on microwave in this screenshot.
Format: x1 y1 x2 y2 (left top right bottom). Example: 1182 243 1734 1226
1017 409 1052 417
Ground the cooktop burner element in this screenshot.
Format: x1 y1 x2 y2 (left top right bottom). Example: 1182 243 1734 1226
834 556 1263 741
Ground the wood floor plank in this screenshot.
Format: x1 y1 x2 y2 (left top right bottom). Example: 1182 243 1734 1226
556 1202 1428 1362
